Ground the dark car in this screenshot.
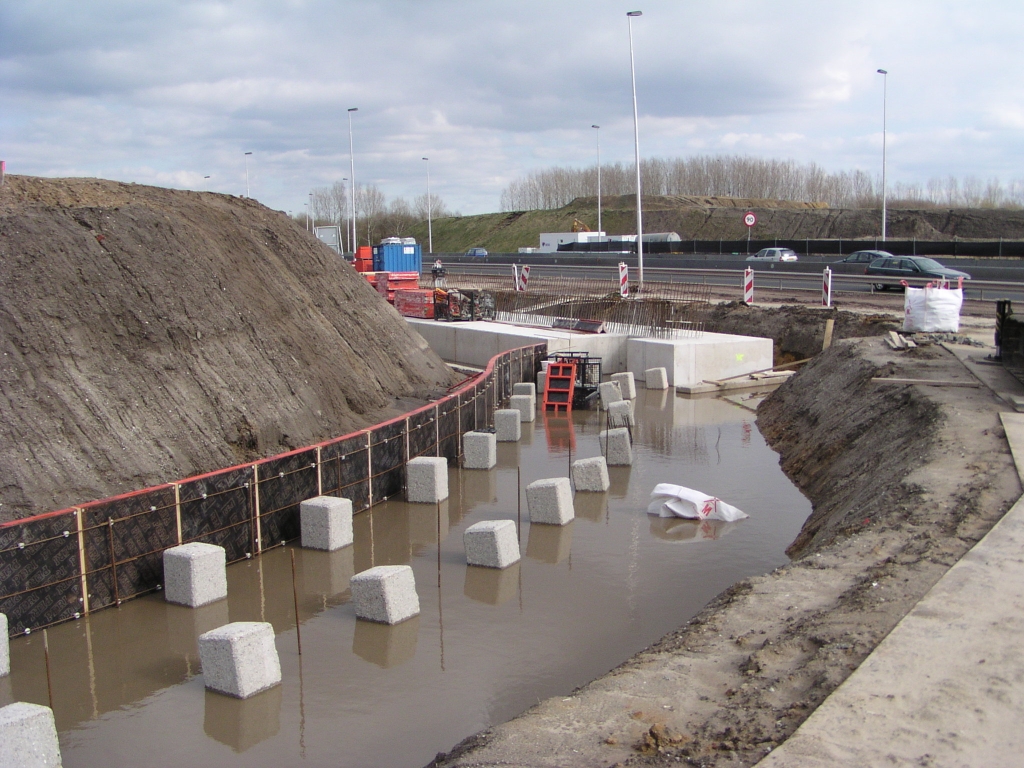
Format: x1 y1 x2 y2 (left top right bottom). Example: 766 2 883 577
465 247 488 258
864 256 971 289
840 249 893 264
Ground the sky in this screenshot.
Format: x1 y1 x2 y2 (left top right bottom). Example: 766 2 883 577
1 0 1022 216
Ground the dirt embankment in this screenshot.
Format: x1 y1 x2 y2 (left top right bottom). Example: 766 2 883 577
0 176 459 521
429 320 1019 768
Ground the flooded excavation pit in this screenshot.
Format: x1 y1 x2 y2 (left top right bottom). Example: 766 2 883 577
0 389 810 768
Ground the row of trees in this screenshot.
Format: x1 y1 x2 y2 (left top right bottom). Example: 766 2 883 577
296 181 457 249
499 155 1024 212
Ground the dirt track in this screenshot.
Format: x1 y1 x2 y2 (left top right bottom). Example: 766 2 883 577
0 176 458 521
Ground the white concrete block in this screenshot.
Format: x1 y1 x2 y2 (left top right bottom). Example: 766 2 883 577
300 495 353 551
572 456 610 492
599 380 623 410
494 409 521 442
350 565 421 624
611 371 636 399
0 702 62 768
164 542 228 607
607 399 634 428
464 520 521 569
645 367 669 390
0 614 7 677
601 427 633 466
406 456 449 503
509 394 536 422
463 431 497 469
198 621 282 699
537 371 547 393
526 477 575 526
513 382 536 398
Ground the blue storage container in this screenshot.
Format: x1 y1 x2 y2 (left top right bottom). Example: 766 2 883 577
372 242 422 273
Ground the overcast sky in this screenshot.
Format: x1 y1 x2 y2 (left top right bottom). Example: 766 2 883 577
2 1 1021 215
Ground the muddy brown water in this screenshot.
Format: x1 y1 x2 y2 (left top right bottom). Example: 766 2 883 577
0 389 810 767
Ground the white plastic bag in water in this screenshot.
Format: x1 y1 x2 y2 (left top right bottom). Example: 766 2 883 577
903 285 962 333
647 484 748 522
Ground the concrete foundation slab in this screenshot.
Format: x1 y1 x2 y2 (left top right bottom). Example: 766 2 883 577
198 622 282 699
494 410 522 442
627 334 773 390
509 394 536 423
0 702 62 768
406 456 449 503
350 565 420 625
601 428 633 466
572 457 610 492
645 367 669 389
464 520 521 569
611 372 636 399
526 477 574 526
463 431 497 469
164 542 228 607
299 495 353 551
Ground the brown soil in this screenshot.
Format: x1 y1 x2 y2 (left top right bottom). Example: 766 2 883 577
427 306 1020 768
0 175 458 522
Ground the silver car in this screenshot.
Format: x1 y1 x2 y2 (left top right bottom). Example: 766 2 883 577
746 248 798 263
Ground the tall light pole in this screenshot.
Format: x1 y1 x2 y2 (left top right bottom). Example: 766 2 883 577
347 108 358 250
627 10 644 291
342 177 349 253
422 157 433 254
308 191 314 232
592 125 602 234
877 69 888 241
243 151 252 197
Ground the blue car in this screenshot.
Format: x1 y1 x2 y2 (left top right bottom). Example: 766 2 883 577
465 247 488 257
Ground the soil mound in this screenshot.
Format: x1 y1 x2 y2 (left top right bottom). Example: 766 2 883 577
0 175 458 521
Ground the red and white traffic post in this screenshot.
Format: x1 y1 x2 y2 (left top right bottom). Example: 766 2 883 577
743 267 754 305
822 267 832 307
619 262 629 298
520 265 530 291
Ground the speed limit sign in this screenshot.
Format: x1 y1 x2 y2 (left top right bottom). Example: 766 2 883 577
744 211 757 227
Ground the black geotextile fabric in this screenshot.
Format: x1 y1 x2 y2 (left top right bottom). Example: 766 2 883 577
0 343 549 634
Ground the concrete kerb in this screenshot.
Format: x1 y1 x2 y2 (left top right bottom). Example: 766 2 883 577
406 456 449 503
644 367 669 390
300 495 353 551
0 702 62 768
610 372 636 399
572 457 610 492
163 542 228 607
463 431 497 469
464 520 521 568
599 381 623 410
198 621 282 699
350 565 421 624
0 614 8 677
494 410 522 442
600 428 633 466
509 394 536 423
526 477 575 526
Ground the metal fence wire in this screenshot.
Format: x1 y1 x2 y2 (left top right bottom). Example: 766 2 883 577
0 344 545 636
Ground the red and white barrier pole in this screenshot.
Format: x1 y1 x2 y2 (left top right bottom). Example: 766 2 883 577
513 264 521 291
822 267 832 308
743 267 754 305
520 265 530 292
619 262 629 298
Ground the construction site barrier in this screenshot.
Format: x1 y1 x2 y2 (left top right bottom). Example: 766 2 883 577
0 344 546 636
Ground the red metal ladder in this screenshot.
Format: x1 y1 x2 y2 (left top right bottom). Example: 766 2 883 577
543 362 576 413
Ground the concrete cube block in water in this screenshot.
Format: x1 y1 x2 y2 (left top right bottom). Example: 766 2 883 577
645 367 669 390
0 702 62 768
300 495 353 551
198 621 281 699
599 380 623 410
164 542 228 607
512 382 536 398
509 394 536 422
464 520 521 569
494 409 522 442
526 477 575 525
0 614 7 677
406 456 449 503
537 372 547 393
607 399 633 428
601 427 633 466
572 456 610 492
463 431 497 469
611 371 637 399
350 565 421 624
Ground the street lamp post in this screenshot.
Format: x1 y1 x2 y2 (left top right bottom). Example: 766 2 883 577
244 152 253 197
422 157 433 254
627 10 644 291
342 177 349 253
309 192 314 232
347 108 358 250
877 69 888 241
592 125 602 234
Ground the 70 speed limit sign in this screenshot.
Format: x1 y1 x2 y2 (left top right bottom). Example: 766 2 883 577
744 211 757 227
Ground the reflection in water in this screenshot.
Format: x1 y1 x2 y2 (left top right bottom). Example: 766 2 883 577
573 492 608 523
648 517 740 544
166 599 230 658
608 466 631 499
298 546 354 598
520 420 535 447
496 443 521 470
352 616 420 668
464 563 520 605
408 500 449 550
204 684 282 753
460 467 497 504
526 522 574 564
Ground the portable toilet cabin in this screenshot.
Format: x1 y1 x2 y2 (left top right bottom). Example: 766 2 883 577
373 239 422 273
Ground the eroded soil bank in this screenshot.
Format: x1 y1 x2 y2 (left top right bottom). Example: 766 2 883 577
429 327 1020 767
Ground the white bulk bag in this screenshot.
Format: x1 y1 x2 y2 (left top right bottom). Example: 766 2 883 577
647 484 748 522
903 285 963 333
